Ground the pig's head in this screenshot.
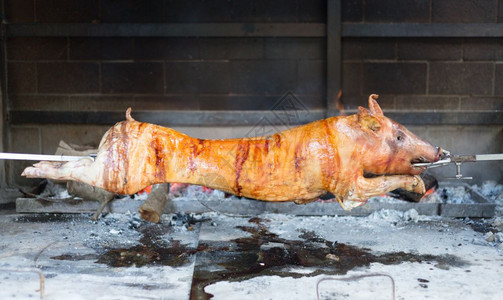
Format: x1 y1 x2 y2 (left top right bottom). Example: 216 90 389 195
357 94 445 176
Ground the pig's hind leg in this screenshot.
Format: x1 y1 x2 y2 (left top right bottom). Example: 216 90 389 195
22 158 97 185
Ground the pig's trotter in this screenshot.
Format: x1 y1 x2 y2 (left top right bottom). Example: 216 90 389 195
408 175 426 194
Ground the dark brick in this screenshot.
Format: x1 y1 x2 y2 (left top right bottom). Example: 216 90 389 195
432 0 498 23
231 0 297 22
296 61 325 94
230 0 258 22
5 0 34 23
165 0 232 22
134 38 199 60
200 38 263 60
364 0 430 23
69 38 135 60
9 127 41 186
460 97 503 110
165 62 230 94
298 0 325 22
342 63 362 97
254 0 299 22
297 94 325 109
11 95 74 110
342 0 363 22
199 96 274 110
429 63 493 95
40 125 109 154
196 62 230 94
342 38 396 60
496 65 503 95
36 0 99 23
8 63 36 94
463 39 503 61
102 63 163 94
397 38 463 61
199 94 324 110
10 127 40 153
37 63 99 93
134 96 199 110
7 38 67 61
363 63 427 95
395 96 460 110
265 38 325 60
165 62 231 94
102 0 165 22
70 95 135 111
231 61 296 94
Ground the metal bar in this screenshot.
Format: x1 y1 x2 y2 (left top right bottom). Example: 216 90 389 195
8 110 503 126
0 152 91 161
6 23 503 38
475 153 503 161
7 23 326 37
326 0 341 116
343 23 503 38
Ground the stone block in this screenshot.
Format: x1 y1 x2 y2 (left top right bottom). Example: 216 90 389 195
429 63 493 95
364 0 430 23
363 63 427 95
231 61 296 94
37 62 100 93
102 62 163 94
7 37 67 61
432 0 498 23
397 38 463 61
8 63 36 94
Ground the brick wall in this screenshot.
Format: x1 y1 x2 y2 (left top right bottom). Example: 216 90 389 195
3 0 503 187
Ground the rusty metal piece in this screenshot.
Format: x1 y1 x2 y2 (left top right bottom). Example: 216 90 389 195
316 273 395 300
0 267 45 299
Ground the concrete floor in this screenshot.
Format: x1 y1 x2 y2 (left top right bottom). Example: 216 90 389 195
0 210 502 300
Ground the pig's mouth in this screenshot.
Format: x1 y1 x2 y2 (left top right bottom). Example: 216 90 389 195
410 156 432 171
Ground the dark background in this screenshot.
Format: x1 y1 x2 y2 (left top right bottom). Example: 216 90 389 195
1 0 502 187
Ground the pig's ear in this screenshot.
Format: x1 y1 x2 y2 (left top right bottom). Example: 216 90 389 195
358 107 381 132
368 94 383 116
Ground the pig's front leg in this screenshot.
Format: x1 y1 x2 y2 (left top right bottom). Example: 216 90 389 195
339 175 425 210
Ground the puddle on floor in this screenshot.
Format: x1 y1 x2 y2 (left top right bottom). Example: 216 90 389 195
190 217 467 300
96 224 198 267
52 222 200 268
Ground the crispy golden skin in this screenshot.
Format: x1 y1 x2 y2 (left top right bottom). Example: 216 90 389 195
22 95 442 209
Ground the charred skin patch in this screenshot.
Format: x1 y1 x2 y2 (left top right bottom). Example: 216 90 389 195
321 120 338 189
234 141 250 196
149 136 165 181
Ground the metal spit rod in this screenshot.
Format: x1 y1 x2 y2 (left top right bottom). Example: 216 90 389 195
413 153 503 168
0 152 95 162
413 153 503 180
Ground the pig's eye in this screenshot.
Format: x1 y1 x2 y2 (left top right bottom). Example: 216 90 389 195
397 134 404 141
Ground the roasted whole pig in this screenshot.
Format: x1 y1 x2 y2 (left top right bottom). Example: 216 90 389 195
22 95 444 209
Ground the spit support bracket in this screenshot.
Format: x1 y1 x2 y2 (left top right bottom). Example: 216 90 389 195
413 153 503 180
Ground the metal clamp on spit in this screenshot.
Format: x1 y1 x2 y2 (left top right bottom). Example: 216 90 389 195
413 151 503 180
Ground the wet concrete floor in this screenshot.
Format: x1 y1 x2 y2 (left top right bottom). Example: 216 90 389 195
0 212 501 299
